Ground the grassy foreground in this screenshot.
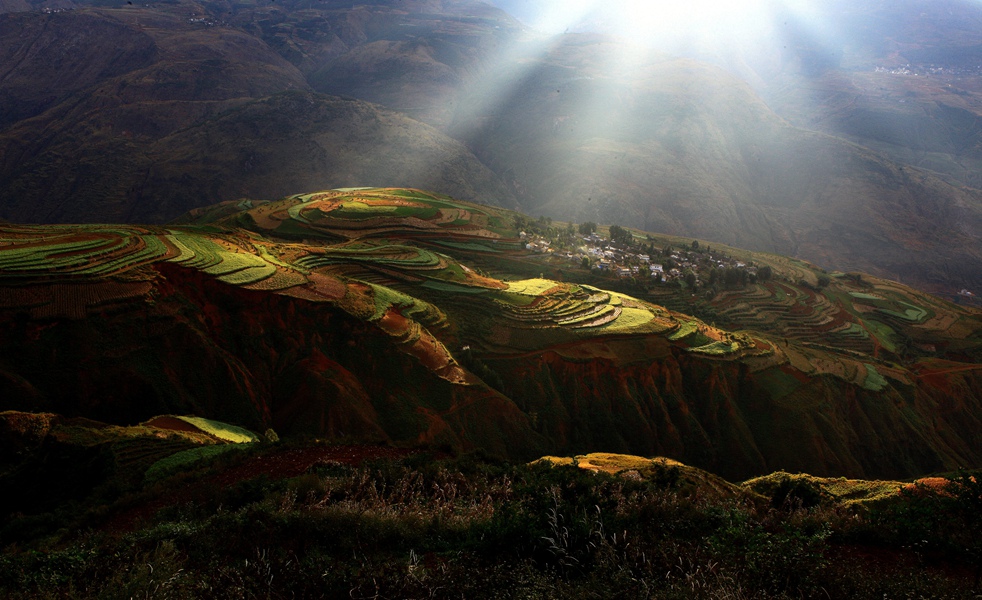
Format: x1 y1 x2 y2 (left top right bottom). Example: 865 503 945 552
1 445 979 600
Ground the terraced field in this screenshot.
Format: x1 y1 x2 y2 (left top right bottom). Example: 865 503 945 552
1 188 980 481
3 188 978 379
249 188 513 241
0 225 169 277
655 257 982 365
0 412 262 492
237 191 777 360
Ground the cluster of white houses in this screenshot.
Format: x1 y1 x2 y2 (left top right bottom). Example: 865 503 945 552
521 231 753 283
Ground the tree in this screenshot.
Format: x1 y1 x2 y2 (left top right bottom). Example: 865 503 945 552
609 225 632 245
684 269 697 290
691 240 700 250
758 265 773 281
578 221 597 235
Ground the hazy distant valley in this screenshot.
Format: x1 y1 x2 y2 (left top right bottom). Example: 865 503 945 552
1 0 981 294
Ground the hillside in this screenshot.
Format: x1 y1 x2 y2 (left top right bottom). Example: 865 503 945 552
0 188 979 483
752 0 982 191
446 39 982 293
498 0 982 194
1 426 980 598
0 0 980 294
0 1 517 223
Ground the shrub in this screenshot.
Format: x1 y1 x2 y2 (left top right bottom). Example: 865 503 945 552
770 475 826 510
2 456 978 599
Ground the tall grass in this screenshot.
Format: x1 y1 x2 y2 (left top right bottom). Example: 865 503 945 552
2 454 977 599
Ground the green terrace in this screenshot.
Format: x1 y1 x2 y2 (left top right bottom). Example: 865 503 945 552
668 262 980 362
0 227 169 278
287 190 503 239
1 191 977 376
295 244 445 271
167 231 282 287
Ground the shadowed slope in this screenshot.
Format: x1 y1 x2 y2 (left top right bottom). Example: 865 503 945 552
0 4 515 223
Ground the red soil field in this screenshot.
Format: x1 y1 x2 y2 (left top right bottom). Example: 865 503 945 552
145 416 206 435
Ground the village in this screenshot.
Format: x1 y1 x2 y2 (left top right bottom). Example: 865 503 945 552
518 222 767 293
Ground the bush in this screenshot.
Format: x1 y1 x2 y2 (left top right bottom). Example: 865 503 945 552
770 475 826 510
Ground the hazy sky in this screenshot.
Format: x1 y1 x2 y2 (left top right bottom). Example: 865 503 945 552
488 0 775 35
488 0 598 32
486 0 785 51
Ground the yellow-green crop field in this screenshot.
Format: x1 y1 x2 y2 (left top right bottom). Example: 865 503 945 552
174 416 261 443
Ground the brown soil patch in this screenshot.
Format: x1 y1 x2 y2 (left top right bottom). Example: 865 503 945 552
904 476 977 497
307 272 346 299
907 477 952 493
378 307 410 336
408 329 452 372
145 416 204 434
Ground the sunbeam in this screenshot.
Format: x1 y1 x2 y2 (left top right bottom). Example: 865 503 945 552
492 0 844 72
501 0 775 40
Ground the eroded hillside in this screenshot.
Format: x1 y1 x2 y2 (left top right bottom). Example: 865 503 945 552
0 189 979 480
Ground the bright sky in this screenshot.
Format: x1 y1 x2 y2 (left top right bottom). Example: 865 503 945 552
494 0 774 38
488 0 839 71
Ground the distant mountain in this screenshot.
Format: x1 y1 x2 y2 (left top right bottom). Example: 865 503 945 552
0 88 516 223
0 0 980 294
740 0 982 194
446 39 982 292
0 1 517 222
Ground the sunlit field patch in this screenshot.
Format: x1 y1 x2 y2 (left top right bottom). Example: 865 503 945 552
602 306 654 331
861 364 889 391
506 278 563 295
173 416 261 443
688 340 739 355
530 452 684 474
668 319 699 340
338 201 398 213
